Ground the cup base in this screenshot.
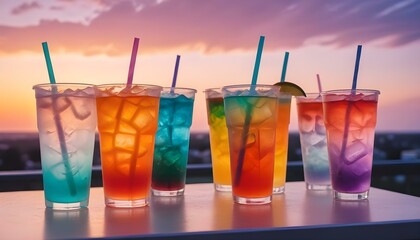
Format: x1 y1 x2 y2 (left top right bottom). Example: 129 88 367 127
152 188 184 197
105 197 148 208
334 190 369 200
306 183 332 191
273 186 285 194
214 184 232 192
46 199 88 210
234 195 271 205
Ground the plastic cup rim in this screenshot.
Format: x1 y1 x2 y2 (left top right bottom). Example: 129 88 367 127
320 89 380 95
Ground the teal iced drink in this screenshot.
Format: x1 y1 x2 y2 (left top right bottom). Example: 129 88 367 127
152 87 196 196
34 83 97 209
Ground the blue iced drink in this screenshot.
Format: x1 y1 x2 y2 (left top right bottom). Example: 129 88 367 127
34 83 97 209
152 87 196 196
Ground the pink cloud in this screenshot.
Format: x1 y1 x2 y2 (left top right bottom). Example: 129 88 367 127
11 2 42 15
1 0 420 56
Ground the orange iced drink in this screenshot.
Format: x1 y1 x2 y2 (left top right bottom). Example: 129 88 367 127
222 84 280 205
273 95 291 193
205 88 231 191
95 84 162 208
272 82 306 193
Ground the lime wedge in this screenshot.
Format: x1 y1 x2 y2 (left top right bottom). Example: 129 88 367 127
274 82 306 97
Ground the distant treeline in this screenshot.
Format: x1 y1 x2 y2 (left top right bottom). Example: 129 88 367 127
1 132 419 171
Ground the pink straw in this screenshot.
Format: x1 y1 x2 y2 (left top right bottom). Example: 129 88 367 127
127 37 140 85
316 74 322 93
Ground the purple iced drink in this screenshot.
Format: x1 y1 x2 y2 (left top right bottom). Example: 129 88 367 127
322 90 379 199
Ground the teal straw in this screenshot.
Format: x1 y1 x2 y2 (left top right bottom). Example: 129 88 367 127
42 42 56 84
280 52 289 82
42 42 77 196
251 36 265 85
234 36 265 187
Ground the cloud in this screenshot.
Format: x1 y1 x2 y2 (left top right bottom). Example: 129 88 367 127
1 0 420 55
11 1 42 15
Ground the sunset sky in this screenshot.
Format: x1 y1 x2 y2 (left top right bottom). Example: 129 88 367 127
1 0 419 133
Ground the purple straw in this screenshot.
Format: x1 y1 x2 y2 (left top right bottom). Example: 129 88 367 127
127 37 140 85
171 55 181 89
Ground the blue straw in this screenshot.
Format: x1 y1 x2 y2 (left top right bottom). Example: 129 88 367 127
352 45 362 91
340 45 363 162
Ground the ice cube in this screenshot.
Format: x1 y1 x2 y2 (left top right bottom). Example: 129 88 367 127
138 135 153 157
300 113 315 133
325 93 347 102
344 140 369 165
53 97 71 113
100 133 115 152
115 151 133 175
350 158 371 176
35 87 52 97
121 101 138 121
246 133 256 147
98 97 123 118
118 120 137 134
72 89 90 97
302 132 325 146
98 115 117 133
206 89 221 98
172 114 186 126
117 86 134 97
174 99 192 120
69 100 91 120
258 129 275 160
131 85 147 95
49 162 68 180
178 94 192 103
162 147 182 166
172 127 189 146
328 144 341 161
139 97 156 107
132 109 156 133
137 144 149 158
155 127 170 146
226 107 244 126
48 151 81 180
114 133 136 151
63 88 75 95
254 98 268 108
313 137 327 148
37 97 52 109
349 93 364 101
251 105 273 125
